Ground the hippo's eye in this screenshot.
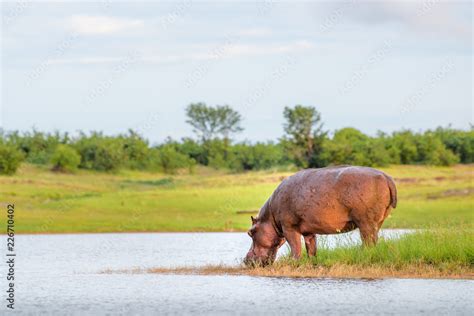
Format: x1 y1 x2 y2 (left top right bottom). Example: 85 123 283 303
248 227 257 238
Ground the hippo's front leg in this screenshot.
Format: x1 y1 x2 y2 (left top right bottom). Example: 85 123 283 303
284 229 302 259
304 234 317 257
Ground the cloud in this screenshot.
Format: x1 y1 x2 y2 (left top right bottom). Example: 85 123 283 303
204 40 314 59
331 1 472 39
48 40 315 65
236 28 272 37
67 15 144 35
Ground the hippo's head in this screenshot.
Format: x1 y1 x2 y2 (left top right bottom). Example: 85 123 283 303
244 216 284 266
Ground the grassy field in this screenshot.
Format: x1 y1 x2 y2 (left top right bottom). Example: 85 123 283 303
145 230 473 279
0 164 472 233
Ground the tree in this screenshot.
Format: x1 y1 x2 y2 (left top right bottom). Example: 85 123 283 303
390 130 418 164
321 128 390 167
414 133 459 166
282 105 327 168
433 126 474 163
185 103 243 142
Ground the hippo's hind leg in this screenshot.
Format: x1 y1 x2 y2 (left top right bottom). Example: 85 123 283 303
358 223 379 246
352 210 381 247
304 234 317 257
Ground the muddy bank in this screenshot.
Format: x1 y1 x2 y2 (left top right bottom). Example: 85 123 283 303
105 264 474 280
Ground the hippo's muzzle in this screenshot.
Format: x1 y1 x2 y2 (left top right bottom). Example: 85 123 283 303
244 249 274 267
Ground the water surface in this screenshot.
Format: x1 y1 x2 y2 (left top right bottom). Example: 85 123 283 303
4 231 473 315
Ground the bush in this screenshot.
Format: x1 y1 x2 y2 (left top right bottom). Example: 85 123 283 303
390 131 418 164
433 127 474 163
205 139 230 169
415 134 460 166
321 128 391 167
120 130 150 170
156 144 196 174
6 130 66 164
50 145 81 172
0 124 471 172
0 143 24 175
73 133 125 171
177 138 207 165
231 142 284 171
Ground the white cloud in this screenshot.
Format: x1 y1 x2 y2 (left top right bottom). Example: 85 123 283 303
67 15 144 35
332 1 472 39
223 40 314 57
236 28 272 37
49 40 315 65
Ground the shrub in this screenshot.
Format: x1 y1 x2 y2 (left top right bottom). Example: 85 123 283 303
231 142 284 171
433 127 474 163
73 133 125 171
322 128 390 167
0 143 24 175
390 131 418 164
120 130 150 170
6 130 66 164
50 145 81 172
415 134 460 166
177 138 207 165
156 144 196 174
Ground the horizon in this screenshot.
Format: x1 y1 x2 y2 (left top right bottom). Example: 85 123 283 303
0 120 470 147
1 1 472 143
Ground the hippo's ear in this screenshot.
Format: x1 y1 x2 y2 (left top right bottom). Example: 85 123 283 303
251 216 256 224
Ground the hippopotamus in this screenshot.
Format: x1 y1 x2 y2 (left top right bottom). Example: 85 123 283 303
244 166 397 265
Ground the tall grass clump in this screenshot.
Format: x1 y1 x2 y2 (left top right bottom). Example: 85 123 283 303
278 229 473 272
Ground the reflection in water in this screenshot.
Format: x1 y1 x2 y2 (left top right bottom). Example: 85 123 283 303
6 231 473 314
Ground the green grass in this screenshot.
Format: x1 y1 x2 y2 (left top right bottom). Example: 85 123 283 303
142 229 473 279
0 164 472 233
252 229 473 278
285 229 473 269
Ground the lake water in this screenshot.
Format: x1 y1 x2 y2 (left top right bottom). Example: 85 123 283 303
3 231 473 315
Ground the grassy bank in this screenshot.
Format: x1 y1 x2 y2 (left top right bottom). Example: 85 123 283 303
0 164 472 233
144 230 474 279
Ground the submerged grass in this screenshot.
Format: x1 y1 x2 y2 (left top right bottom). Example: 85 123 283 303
143 230 474 279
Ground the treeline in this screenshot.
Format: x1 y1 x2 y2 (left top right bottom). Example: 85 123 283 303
0 103 472 175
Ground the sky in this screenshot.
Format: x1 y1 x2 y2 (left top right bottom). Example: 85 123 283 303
1 0 472 144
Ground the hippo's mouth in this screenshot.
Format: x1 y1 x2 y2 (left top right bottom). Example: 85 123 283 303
243 257 271 267
244 250 276 267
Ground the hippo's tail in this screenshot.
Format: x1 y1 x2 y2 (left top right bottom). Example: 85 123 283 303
384 175 397 209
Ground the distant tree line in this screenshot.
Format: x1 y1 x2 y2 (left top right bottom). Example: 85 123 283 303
0 103 472 175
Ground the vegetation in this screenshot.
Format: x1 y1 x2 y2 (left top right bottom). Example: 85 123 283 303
280 229 472 271
185 102 243 142
0 104 472 175
0 142 24 175
0 163 471 233
50 144 81 172
145 229 473 279
155 144 195 174
282 105 326 168
2 103 470 279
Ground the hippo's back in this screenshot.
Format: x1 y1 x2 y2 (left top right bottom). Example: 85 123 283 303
269 166 395 224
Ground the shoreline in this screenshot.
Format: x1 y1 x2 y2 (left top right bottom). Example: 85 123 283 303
6 228 414 235
6 230 249 235
105 265 474 280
